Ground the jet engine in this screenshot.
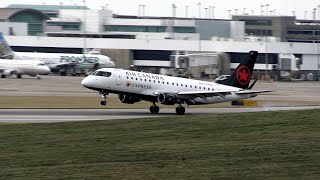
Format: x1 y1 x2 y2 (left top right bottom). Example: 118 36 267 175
157 92 177 105
118 94 140 104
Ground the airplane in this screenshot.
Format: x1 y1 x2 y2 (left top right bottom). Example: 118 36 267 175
0 33 115 76
0 59 51 79
81 51 271 115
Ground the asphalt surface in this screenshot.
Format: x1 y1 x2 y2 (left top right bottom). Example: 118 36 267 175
0 106 319 123
0 76 319 123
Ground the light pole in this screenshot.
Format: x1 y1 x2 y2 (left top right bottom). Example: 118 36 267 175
260 5 264 15
212 6 215 19
234 9 238 15
185 6 189 18
172 4 177 17
205 7 208 18
197 3 201 18
228 9 232 19
304 11 308 19
266 4 270 16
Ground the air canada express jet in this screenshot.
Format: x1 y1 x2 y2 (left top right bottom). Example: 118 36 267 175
81 51 271 115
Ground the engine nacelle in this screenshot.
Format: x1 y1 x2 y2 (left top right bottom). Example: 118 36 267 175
157 92 177 105
118 94 140 104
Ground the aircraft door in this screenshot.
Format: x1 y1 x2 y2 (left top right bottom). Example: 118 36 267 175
115 69 122 85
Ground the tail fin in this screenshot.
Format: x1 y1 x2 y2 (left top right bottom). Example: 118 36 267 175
0 33 14 59
220 51 258 89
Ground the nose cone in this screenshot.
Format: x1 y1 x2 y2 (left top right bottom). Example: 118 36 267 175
81 77 91 88
44 66 51 74
39 66 51 75
109 61 115 67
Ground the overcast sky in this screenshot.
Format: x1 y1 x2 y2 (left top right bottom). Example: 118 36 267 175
1 0 320 19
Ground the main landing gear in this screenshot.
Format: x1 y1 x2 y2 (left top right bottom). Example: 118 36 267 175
176 105 185 115
149 103 185 115
100 91 108 106
149 102 160 114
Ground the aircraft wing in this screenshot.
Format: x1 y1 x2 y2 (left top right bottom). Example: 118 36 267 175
177 90 234 97
153 90 237 101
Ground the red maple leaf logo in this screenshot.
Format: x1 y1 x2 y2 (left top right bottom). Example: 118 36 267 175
126 81 131 87
239 69 249 81
236 66 251 85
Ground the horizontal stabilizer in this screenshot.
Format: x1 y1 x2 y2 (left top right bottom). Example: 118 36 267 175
235 90 272 95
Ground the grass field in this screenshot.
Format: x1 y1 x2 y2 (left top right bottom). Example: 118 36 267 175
0 110 319 179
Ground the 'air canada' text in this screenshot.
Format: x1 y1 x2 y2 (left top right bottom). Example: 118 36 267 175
126 71 165 80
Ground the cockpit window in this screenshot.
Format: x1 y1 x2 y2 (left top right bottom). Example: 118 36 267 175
91 71 112 77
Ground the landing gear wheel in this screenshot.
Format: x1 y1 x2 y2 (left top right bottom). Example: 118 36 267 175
149 105 160 114
1 74 6 78
100 91 108 106
100 101 107 106
17 74 22 79
176 106 185 115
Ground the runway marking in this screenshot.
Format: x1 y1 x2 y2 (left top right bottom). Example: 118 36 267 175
0 106 319 123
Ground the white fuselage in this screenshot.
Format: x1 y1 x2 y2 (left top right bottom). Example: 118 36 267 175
0 60 51 76
13 52 115 69
82 68 254 105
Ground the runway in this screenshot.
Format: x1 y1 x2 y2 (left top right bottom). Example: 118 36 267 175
0 106 319 123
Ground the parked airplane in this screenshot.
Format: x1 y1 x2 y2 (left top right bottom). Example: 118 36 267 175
81 51 271 115
0 59 51 79
0 33 115 75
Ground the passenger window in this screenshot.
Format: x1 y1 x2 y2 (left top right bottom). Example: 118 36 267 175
145 79 147 81
131 77 133 80
185 85 188 87
136 78 138 80
195 86 197 89
127 76 129 79
149 79 151 82
162 82 164 84
172 83 174 85
167 82 169 85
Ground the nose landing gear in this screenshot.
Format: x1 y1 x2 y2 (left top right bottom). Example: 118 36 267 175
100 91 108 106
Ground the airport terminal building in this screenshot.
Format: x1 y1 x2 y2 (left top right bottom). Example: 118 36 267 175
0 4 320 80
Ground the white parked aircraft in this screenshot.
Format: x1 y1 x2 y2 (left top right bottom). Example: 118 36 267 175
0 59 51 79
0 33 115 75
81 51 271 115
